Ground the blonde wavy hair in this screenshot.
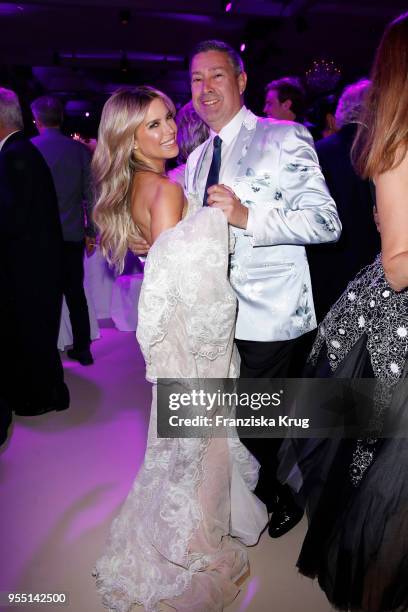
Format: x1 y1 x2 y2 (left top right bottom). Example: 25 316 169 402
92 86 176 272
353 12 408 178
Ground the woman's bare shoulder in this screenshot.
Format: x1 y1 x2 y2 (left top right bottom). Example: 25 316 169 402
152 175 184 210
375 145 408 185
157 175 184 195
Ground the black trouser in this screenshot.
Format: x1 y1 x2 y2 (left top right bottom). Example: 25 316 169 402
1 240 66 416
236 330 316 507
62 240 91 352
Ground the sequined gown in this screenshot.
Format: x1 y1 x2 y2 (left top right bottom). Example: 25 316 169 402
281 255 408 611
93 196 268 612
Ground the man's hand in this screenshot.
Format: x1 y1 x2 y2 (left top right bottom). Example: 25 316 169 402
85 235 97 257
128 234 151 256
206 184 248 229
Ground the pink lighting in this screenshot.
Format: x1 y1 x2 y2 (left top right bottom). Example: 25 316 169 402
239 577 260 609
240 43 246 52
225 2 232 12
85 111 90 117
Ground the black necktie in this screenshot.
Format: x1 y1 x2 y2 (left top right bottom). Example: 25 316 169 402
203 135 222 206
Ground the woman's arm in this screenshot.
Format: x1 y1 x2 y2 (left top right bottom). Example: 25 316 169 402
376 150 408 291
150 179 185 243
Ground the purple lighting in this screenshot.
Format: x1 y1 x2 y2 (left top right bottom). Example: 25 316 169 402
85 112 90 117
0 3 24 15
240 43 246 52
239 577 260 609
225 2 232 12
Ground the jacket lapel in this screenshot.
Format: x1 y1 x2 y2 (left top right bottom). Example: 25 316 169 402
191 110 259 193
222 110 258 186
192 138 212 195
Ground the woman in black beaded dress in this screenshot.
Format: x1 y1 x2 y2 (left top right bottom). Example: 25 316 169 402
280 12 408 612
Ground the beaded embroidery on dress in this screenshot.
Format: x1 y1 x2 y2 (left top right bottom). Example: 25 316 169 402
309 254 408 485
292 253 408 611
309 254 408 382
94 196 268 612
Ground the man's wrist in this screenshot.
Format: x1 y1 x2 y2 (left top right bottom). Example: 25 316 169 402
239 203 249 229
243 207 254 236
242 205 249 229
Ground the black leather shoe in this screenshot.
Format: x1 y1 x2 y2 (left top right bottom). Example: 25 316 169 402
262 494 279 513
268 503 304 538
67 347 94 366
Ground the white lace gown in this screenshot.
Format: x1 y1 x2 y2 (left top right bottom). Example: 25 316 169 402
94 197 268 611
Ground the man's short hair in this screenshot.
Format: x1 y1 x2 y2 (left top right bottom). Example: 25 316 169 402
189 40 244 76
0 87 24 130
31 95 64 127
266 77 306 118
335 79 371 129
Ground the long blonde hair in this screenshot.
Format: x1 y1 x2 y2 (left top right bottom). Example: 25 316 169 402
353 12 408 178
92 86 176 272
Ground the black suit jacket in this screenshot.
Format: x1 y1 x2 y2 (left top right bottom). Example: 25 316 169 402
0 131 63 244
307 123 381 322
0 131 64 413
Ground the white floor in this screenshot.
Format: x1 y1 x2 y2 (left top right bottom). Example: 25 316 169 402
0 323 332 612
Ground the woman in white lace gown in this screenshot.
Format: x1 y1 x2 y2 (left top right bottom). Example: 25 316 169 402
92 86 267 612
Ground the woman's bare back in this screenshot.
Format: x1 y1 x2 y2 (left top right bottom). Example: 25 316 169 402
131 172 188 244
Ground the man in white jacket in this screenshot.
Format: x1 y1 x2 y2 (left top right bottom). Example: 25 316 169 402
185 40 341 538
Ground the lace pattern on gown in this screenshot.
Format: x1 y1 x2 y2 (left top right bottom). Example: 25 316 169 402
136 195 237 380
94 197 267 611
309 254 408 485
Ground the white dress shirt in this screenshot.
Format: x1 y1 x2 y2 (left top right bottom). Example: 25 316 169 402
196 106 249 202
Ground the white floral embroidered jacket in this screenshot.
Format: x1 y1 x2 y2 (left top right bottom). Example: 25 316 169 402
185 109 342 341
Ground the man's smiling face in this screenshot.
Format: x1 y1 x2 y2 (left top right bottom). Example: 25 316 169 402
190 50 247 133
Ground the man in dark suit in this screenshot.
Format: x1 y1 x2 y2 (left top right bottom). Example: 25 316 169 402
31 96 96 366
307 80 381 322
0 88 69 431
